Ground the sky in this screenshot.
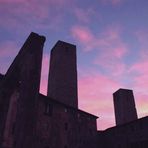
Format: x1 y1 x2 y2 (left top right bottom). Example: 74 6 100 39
0 0 148 130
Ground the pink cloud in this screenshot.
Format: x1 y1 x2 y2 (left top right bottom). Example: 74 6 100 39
0 0 67 32
0 0 67 5
93 46 127 78
128 59 148 118
71 26 95 50
78 66 148 129
71 24 128 79
0 0 25 3
134 93 148 118
125 31 148 118
78 69 121 129
130 60 148 88
97 116 115 130
71 24 127 53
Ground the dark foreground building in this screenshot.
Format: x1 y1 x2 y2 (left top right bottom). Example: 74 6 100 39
0 32 147 148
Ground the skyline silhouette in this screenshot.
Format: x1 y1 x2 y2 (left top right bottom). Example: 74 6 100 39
0 0 148 130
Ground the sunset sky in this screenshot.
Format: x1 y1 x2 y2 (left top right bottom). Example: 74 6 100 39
0 0 148 130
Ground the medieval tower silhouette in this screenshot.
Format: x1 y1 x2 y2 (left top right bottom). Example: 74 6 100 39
47 41 78 108
113 88 138 125
0 32 147 148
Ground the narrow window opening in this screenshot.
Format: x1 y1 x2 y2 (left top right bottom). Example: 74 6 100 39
77 113 80 118
45 103 53 116
65 122 68 131
64 108 67 112
12 122 15 135
78 125 80 132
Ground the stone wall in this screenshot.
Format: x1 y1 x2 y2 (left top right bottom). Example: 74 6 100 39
47 41 78 108
35 94 98 148
98 117 148 148
0 32 45 148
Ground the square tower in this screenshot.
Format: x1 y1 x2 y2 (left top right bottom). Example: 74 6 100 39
113 88 138 125
0 32 45 148
47 41 78 108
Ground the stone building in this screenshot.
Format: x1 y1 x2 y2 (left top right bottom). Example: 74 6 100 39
113 88 138 125
0 32 147 148
98 116 148 148
97 88 148 148
0 32 98 148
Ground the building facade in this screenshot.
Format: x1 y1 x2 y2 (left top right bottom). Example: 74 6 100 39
0 32 147 148
47 41 78 108
0 33 98 148
98 116 148 148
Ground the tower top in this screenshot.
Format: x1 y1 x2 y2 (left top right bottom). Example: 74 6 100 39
113 88 133 96
47 40 78 108
113 88 138 125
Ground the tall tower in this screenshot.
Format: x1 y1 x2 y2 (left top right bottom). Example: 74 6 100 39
113 88 138 125
0 32 45 148
47 40 78 108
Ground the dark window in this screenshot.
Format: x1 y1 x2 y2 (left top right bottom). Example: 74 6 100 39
77 113 80 118
45 103 53 116
13 140 16 147
78 125 81 132
140 122 143 129
64 145 67 148
12 122 15 135
64 108 67 112
65 122 68 131
16 80 21 88
1 92 7 98
89 129 92 135
131 125 134 131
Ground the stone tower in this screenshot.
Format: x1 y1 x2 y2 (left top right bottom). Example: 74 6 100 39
47 41 78 108
0 32 45 148
113 88 138 125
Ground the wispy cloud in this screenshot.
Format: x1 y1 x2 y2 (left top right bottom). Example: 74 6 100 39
125 32 148 119
71 24 129 78
71 26 95 51
0 0 25 3
78 68 121 129
73 7 99 24
71 24 148 129
0 0 67 32
101 0 123 6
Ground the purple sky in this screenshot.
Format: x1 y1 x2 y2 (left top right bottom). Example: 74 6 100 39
0 0 148 130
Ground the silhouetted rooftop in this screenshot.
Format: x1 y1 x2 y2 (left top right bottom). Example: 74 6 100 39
39 93 98 119
113 88 133 95
104 116 148 131
51 40 76 52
